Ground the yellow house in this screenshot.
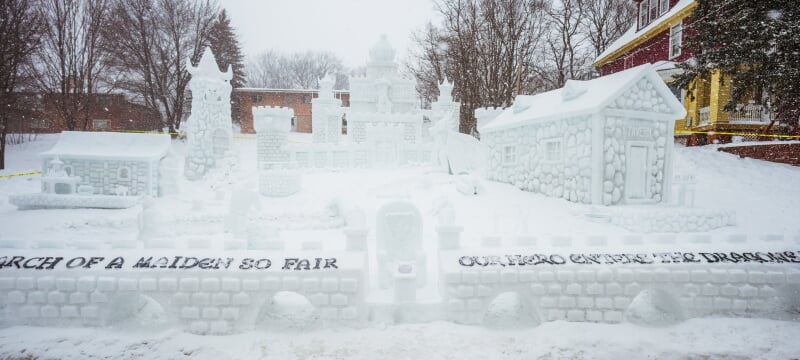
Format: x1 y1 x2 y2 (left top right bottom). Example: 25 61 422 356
593 0 777 145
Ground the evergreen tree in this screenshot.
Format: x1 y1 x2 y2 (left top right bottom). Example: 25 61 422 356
675 0 800 126
209 9 246 88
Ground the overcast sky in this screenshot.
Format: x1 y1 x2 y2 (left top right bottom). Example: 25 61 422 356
219 0 437 68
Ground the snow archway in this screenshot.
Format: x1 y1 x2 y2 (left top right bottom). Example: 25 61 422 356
482 291 540 328
624 289 684 326
256 291 318 330
107 294 170 328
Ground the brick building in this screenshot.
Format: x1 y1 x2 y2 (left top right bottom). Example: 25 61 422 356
7 93 161 134
593 0 778 145
233 88 350 134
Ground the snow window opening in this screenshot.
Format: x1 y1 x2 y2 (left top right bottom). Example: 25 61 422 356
544 139 562 163
503 145 517 165
30 119 49 129
118 166 131 180
63 165 73 176
669 23 683 59
93 119 109 129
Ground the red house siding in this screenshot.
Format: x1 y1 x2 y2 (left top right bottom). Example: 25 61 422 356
600 20 693 76
233 89 350 134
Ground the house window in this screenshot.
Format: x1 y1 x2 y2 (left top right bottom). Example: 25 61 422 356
649 0 659 22
118 166 131 180
660 0 669 14
30 119 49 129
502 145 516 165
302 95 312 104
544 139 562 162
93 119 109 129
639 1 648 28
669 22 682 58
284 96 296 105
251 95 263 103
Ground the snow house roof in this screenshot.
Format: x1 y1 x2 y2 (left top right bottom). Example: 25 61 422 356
41 131 172 161
480 63 687 134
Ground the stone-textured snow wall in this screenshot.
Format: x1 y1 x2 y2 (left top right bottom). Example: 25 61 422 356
253 106 299 196
484 116 594 203
184 48 235 180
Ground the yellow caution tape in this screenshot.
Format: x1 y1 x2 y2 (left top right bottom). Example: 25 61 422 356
0 171 41 180
675 130 800 140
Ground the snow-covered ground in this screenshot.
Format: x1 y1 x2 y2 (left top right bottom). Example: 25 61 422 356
1 134 799 359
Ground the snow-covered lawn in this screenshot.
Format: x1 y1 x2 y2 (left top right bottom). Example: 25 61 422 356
1 134 799 359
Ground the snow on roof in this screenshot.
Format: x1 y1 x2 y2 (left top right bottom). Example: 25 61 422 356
481 64 684 133
594 0 696 66
41 131 172 161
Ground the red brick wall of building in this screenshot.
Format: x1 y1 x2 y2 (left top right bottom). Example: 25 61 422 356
233 89 350 134
7 93 161 134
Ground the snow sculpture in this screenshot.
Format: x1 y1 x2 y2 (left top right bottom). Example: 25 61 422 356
474 107 504 134
430 78 460 133
348 35 422 144
253 105 300 196
311 74 344 144
184 47 234 180
674 174 697 207
10 131 173 210
480 63 686 205
375 201 427 292
225 183 262 239
430 111 487 175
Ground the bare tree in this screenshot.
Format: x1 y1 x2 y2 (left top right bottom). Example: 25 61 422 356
26 0 110 131
246 50 348 90
105 0 218 133
405 22 447 109
0 0 41 169
532 0 591 90
582 0 636 58
409 0 546 133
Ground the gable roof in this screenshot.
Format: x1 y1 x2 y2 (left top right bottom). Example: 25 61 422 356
480 64 686 133
41 131 172 161
593 0 696 67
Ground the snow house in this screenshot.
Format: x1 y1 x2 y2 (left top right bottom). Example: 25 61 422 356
38 131 174 197
480 64 686 206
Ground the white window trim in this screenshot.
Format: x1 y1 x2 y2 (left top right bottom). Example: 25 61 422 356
543 139 563 163
649 0 659 22
669 22 683 59
93 119 110 129
502 145 517 166
639 1 649 28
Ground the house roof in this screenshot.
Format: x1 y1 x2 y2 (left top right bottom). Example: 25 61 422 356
593 0 696 67
480 64 686 133
41 131 172 161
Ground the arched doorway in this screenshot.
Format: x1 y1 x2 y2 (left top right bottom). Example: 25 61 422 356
625 289 684 326
256 291 318 331
483 291 540 328
108 294 169 329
